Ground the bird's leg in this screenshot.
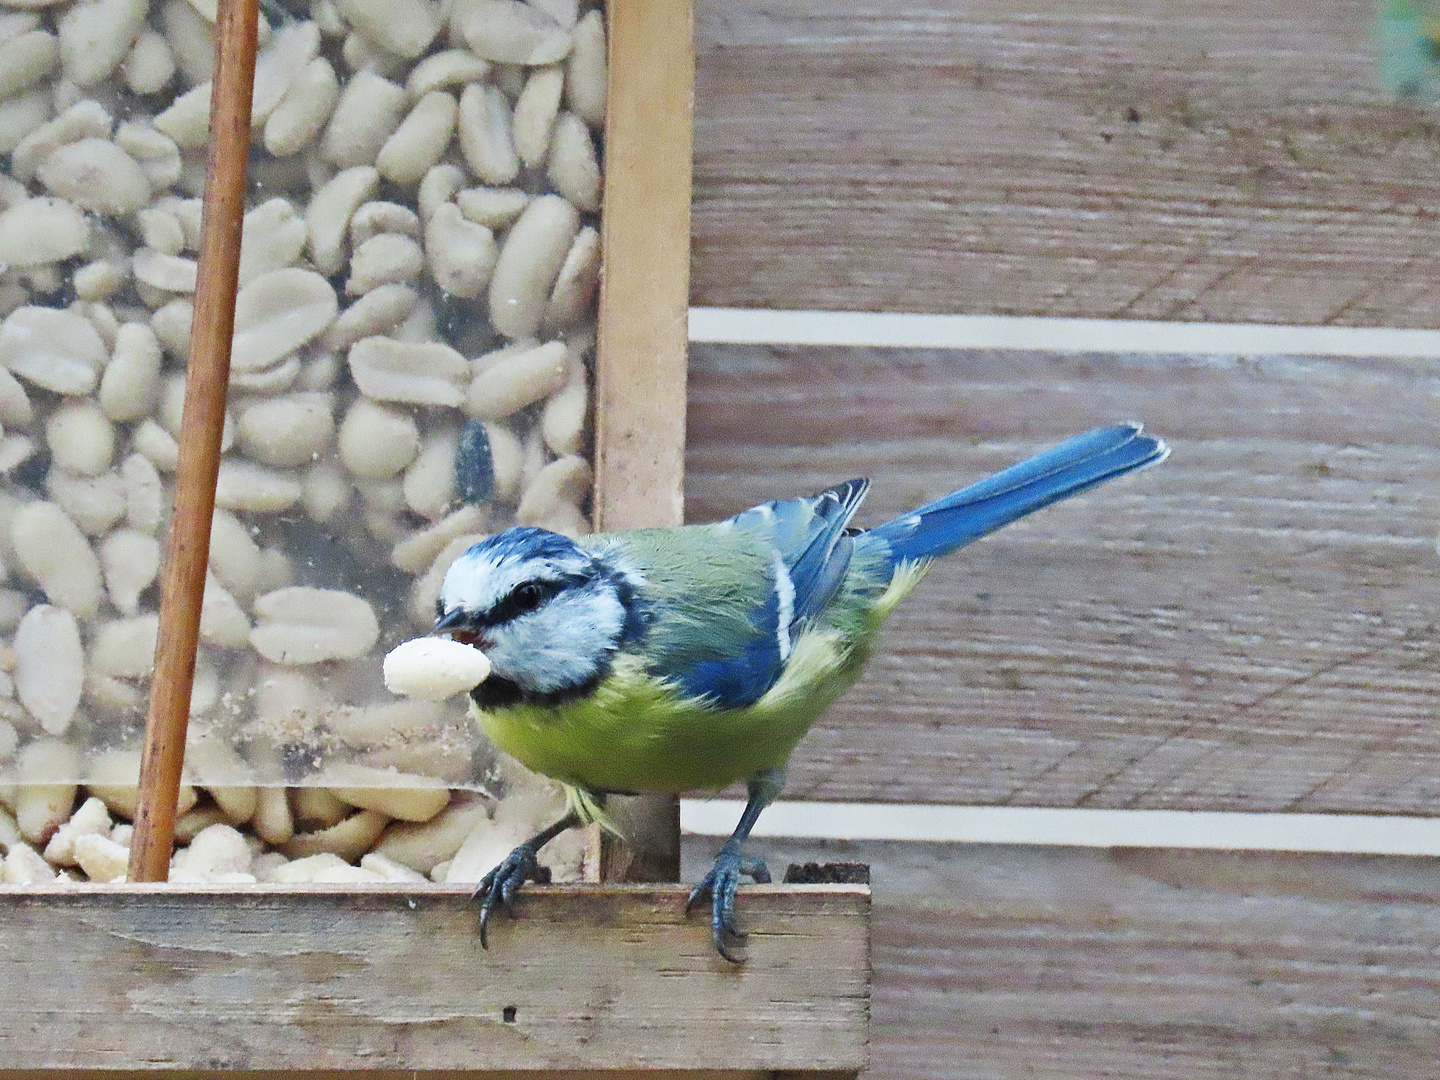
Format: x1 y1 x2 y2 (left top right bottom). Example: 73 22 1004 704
472 810 580 948
686 768 784 962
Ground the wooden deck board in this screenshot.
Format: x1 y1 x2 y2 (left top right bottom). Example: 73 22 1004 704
680 838 1440 1080
692 0 1440 325
687 342 1440 813
0 884 868 1074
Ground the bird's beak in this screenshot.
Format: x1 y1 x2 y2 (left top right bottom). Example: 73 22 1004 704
432 608 488 649
433 608 469 633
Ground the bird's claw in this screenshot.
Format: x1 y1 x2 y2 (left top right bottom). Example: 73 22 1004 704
685 843 771 962
471 843 552 948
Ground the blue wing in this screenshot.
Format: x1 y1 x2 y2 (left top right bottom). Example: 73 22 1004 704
670 479 870 708
661 424 1167 708
727 477 870 628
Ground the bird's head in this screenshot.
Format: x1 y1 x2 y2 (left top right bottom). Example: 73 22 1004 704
435 527 640 707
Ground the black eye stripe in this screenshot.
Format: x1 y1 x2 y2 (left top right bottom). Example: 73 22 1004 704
439 570 594 631
483 577 572 625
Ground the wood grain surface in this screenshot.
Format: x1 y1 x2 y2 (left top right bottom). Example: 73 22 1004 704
681 837 1440 1080
0 1073 797 1080
691 0 1440 326
687 342 1440 814
0 883 868 1073
595 0 692 533
592 0 696 887
0 1074 783 1080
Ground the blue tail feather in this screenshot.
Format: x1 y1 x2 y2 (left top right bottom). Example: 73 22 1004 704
864 423 1168 567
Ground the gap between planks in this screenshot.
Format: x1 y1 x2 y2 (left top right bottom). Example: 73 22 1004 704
682 800 1440 857
689 307 1440 357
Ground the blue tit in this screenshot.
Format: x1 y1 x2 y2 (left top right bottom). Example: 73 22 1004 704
434 422 1168 959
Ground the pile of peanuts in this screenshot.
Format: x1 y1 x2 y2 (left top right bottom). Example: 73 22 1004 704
0 751 590 884
0 0 605 877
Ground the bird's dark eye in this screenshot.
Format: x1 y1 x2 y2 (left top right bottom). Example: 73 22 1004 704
489 579 562 623
511 581 545 613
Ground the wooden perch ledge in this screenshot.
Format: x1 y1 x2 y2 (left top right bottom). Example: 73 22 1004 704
0 883 869 1075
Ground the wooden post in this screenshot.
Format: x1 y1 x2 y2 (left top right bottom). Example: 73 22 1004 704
127 0 257 882
592 0 695 883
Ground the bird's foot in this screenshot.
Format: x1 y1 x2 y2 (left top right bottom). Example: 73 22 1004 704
685 841 772 962
471 842 553 948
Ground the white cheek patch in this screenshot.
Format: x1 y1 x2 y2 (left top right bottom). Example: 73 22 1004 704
486 584 627 694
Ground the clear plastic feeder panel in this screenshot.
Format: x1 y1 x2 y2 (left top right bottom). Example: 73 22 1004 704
0 0 605 843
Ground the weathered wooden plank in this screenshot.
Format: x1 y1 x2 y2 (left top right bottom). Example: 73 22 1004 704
687 342 1440 813
0 884 868 1073
596 0 692 534
0 1074 774 1080
681 837 1440 1080
692 0 1440 326
592 0 696 887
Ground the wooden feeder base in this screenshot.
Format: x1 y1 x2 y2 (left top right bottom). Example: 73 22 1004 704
0 883 869 1076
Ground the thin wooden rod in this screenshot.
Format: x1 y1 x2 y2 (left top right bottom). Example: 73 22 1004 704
593 0 694 884
128 0 258 882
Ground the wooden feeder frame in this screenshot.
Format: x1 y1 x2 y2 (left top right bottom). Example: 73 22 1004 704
0 0 871 1074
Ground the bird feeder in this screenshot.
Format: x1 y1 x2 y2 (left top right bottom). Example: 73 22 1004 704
0 0 870 1072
